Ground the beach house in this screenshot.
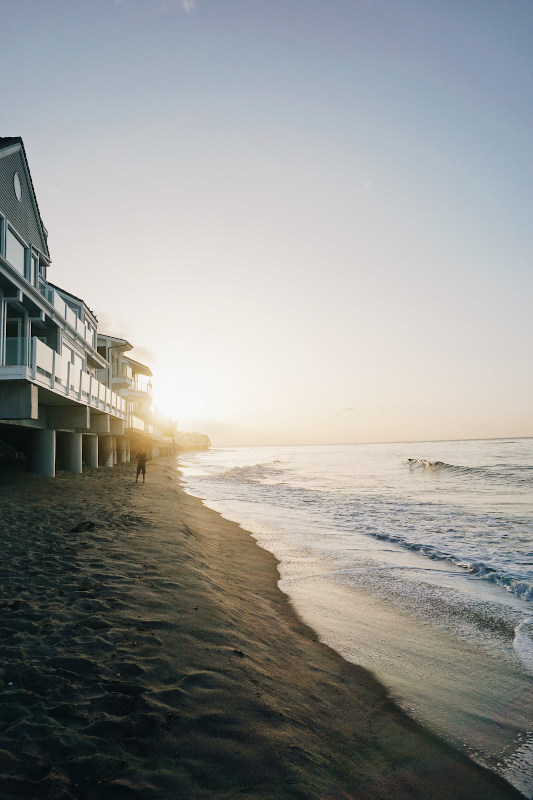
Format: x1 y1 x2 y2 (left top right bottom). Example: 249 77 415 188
96 334 176 460
176 430 211 450
0 137 133 476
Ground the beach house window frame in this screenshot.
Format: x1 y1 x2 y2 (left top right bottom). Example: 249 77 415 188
4 315 27 366
5 224 28 279
29 249 39 288
86 320 96 349
13 172 23 202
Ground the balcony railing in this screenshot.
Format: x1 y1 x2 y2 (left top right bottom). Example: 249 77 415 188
112 365 133 380
126 413 145 432
132 381 152 396
110 372 152 398
31 338 126 418
38 280 96 348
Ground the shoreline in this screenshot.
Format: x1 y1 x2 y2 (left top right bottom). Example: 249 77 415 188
207 495 533 795
0 457 525 799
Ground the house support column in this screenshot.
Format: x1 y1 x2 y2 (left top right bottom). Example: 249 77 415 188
32 429 56 477
99 435 114 467
61 432 83 474
125 438 131 462
83 434 98 467
116 436 126 463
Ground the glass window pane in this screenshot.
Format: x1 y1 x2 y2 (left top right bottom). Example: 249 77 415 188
31 256 38 286
6 228 26 275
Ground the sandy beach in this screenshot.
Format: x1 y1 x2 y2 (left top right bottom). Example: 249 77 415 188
0 456 524 799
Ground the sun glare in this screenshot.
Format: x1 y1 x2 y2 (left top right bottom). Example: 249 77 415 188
152 375 206 420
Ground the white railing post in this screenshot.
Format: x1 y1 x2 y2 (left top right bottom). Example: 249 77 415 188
66 360 71 396
51 348 56 390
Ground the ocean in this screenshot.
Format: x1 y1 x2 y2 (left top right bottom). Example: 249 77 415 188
178 438 533 797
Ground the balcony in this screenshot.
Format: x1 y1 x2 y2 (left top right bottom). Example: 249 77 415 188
38 281 96 348
124 415 160 440
0 337 126 419
111 366 152 399
122 380 152 399
126 412 145 432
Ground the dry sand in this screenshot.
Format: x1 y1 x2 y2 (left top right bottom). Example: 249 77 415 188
0 456 524 800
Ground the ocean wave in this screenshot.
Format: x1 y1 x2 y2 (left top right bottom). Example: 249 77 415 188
183 447 532 607
370 528 533 601
192 466 533 601
407 458 533 486
407 458 454 470
220 461 284 483
407 458 483 474
215 471 533 603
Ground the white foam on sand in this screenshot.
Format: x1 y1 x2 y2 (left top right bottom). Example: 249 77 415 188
514 617 533 674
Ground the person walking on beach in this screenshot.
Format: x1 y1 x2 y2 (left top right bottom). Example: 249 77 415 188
136 451 148 483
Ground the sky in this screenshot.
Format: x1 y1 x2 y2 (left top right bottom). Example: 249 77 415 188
2 0 532 446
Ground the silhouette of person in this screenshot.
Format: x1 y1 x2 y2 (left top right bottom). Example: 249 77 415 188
136 451 147 483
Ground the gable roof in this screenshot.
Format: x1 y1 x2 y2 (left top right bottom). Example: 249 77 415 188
97 334 134 353
0 137 50 259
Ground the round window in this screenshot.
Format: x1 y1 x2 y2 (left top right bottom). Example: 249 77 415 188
13 172 22 202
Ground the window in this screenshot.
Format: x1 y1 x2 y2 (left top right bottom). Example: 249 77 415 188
30 255 38 287
6 228 26 276
86 322 96 347
5 319 21 366
13 172 22 202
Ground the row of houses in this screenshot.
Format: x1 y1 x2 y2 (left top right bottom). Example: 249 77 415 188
175 431 211 450
0 136 179 476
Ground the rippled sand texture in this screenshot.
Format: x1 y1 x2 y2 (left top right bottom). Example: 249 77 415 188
0 459 524 799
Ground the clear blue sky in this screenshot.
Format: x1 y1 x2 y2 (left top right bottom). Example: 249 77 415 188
2 0 532 444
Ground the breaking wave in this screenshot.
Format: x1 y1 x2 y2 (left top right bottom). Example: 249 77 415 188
220 461 284 483
407 458 533 487
369 527 533 602
212 463 533 604
408 458 461 470
183 445 533 607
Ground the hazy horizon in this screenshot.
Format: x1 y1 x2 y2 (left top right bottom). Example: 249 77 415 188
3 0 532 447
183 427 533 449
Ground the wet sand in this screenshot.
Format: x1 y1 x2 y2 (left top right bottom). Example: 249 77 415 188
0 457 524 799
